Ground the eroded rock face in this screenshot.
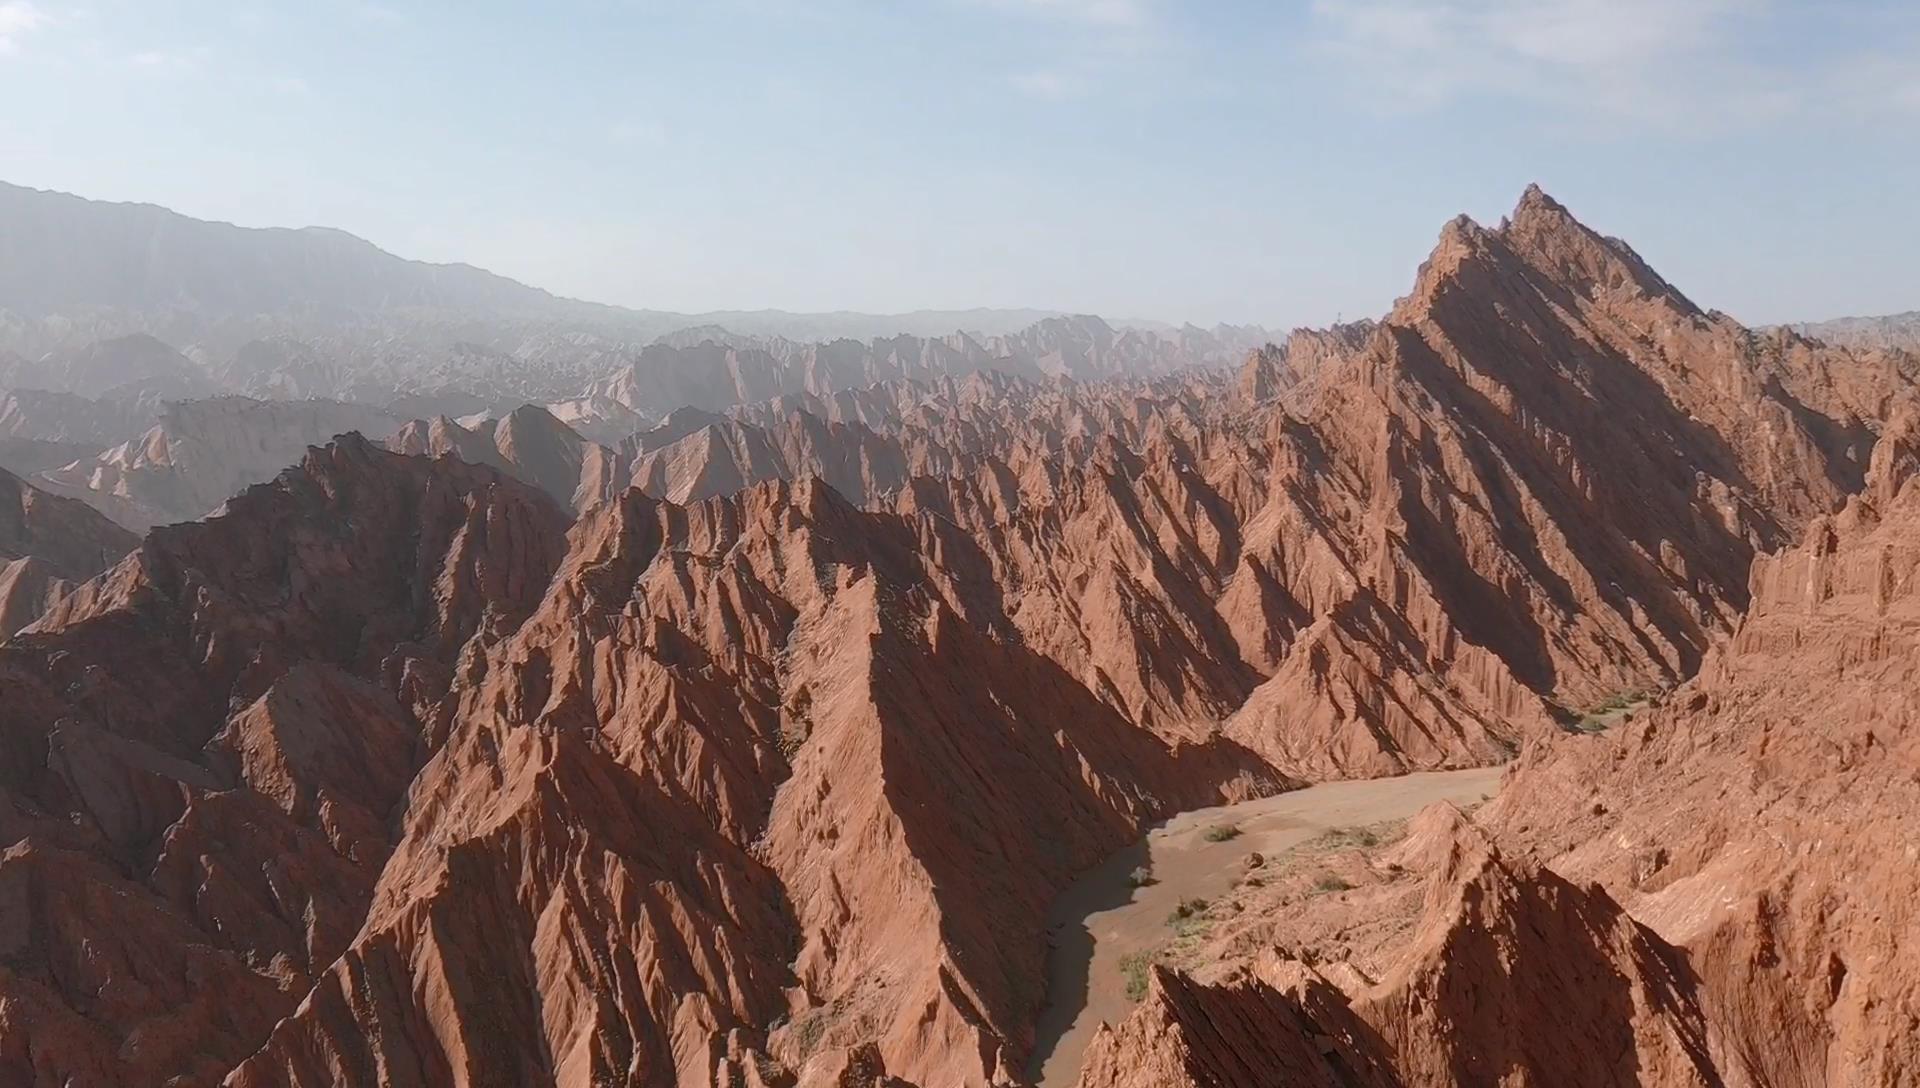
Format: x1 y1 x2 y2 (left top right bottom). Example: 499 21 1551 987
0 466 138 634
1075 397 1920 1087
1475 408 1920 1086
0 435 570 1087
5 187 1919 1088
390 403 630 515
227 476 1284 1087
36 396 404 531
1077 807 1720 1088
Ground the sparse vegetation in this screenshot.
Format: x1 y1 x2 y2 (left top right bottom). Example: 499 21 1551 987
1120 952 1153 1002
1303 820 1402 854
1127 865 1155 887
1312 873 1354 895
1202 823 1241 843
1572 689 1651 733
787 1009 829 1058
1165 897 1209 925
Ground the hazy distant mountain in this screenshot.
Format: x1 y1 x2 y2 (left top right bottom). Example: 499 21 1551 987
649 307 1066 342
35 395 402 531
0 182 1084 346
0 182 598 320
1791 310 1920 351
0 182 1274 468
0 332 212 399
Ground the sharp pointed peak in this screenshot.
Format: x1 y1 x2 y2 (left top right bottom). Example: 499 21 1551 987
1515 182 1566 217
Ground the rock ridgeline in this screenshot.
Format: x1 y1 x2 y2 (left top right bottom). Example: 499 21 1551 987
2 187 1917 1087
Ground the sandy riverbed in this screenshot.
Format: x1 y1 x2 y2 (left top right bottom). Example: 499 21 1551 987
1028 765 1507 1087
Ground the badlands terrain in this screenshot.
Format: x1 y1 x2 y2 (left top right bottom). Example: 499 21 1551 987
1 183 1918 1088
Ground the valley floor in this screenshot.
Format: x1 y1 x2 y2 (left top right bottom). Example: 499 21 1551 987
1030 765 1507 1088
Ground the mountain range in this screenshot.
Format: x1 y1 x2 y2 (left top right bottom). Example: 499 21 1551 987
0 185 1918 1087
3 181 1920 1088
0 180 1247 349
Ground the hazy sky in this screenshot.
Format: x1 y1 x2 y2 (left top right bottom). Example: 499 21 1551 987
1 1 1916 327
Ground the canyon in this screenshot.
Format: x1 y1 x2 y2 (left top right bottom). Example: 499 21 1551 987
0 184 1916 1088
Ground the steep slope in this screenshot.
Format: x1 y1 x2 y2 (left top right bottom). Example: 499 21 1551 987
2 186 1915 1088
37 396 401 530
1074 408 1920 1087
1477 405 1920 1085
227 477 1281 1087
0 436 571 1087
390 404 628 514
1076 807 1720 1088
626 412 916 507
700 188 1913 779
0 466 139 633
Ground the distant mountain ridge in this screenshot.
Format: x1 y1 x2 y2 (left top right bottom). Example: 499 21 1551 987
0 181 1223 345
0 181 586 320
1790 309 1920 351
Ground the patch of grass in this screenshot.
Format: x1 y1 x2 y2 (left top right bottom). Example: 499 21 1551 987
1302 820 1403 855
1572 689 1652 733
1202 824 1242 843
1312 873 1354 895
1120 952 1153 1002
788 1010 828 1058
1165 898 1209 925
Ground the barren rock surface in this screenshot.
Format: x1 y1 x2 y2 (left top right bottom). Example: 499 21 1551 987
3 187 1917 1087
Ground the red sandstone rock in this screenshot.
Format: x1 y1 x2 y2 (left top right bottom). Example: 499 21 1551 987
0 465 137 634
5 187 1919 1087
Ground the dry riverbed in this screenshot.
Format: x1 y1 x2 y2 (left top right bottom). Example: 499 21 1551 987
1027 765 1507 1088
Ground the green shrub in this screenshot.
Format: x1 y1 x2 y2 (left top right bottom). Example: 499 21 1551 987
1120 952 1153 1002
1165 898 1209 925
1202 824 1241 843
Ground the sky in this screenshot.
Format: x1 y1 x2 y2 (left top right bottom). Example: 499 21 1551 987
0 0 1917 328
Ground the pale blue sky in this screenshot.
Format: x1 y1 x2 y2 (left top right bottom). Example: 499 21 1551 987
1 1 1916 327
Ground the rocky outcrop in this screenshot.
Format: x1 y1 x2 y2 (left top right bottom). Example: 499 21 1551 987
1473 407 1920 1086
5 187 1919 1087
227 477 1282 1087
0 466 138 633
1077 807 1720 1088
0 436 570 1087
390 404 629 514
1076 403 1920 1088
37 396 402 530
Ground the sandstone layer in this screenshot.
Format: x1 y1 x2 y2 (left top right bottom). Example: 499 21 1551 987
2 187 1916 1087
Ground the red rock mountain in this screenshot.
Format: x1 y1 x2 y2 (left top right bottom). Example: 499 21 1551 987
3 188 1917 1087
1076 401 1920 1088
0 465 138 634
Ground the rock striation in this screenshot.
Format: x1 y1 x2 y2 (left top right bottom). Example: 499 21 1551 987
0 466 138 634
2 187 1918 1087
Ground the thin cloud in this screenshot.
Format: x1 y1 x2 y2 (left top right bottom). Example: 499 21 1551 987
979 0 1169 101
1008 69 1086 100
129 46 210 75
974 0 1152 28
350 2 404 24
1306 0 1778 120
0 0 47 56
